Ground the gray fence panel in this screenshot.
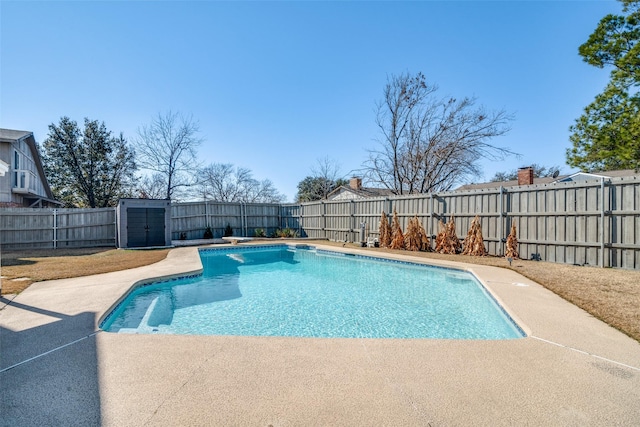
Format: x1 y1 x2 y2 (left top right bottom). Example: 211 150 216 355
171 202 207 240
280 178 640 269
0 208 54 249
245 203 280 236
170 201 282 239
300 202 323 239
0 207 116 250
2 178 639 268
55 208 116 248
280 204 302 236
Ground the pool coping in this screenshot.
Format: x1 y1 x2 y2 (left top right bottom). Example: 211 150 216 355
2 240 640 425
98 243 529 339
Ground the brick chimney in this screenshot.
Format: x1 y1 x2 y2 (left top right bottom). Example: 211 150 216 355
517 167 534 185
350 177 362 190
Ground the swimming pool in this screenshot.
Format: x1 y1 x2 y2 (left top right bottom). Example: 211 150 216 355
101 245 524 339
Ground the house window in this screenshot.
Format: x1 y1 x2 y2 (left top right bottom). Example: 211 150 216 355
14 150 20 169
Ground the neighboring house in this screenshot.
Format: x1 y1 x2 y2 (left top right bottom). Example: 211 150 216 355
0 159 8 176
0 128 60 207
327 177 394 201
555 169 640 183
456 166 640 192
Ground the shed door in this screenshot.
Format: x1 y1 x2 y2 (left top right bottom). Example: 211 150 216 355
127 208 166 247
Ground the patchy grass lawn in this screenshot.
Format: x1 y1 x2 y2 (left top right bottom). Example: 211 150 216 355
0 247 169 295
1 241 638 343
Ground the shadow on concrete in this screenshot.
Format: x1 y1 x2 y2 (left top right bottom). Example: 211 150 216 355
0 258 36 267
0 297 101 426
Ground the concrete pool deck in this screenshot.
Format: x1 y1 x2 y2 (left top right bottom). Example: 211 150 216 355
1 242 639 426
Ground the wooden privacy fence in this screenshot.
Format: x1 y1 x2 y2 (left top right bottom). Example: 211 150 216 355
0 207 116 250
171 201 282 240
283 177 640 270
1 177 638 269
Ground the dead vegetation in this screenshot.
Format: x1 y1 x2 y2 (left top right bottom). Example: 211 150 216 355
462 215 487 256
389 210 405 250
378 211 392 248
404 215 430 251
505 222 519 259
435 215 461 254
1 248 169 295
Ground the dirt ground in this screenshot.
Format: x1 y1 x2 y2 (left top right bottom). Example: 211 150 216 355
1 241 638 343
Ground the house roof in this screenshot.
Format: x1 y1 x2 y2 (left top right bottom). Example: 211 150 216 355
0 129 33 142
558 169 640 180
457 169 640 191
0 128 58 203
456 176 563 191
327 185 394 199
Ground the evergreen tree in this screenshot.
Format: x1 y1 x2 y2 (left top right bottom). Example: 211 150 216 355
568 0 640 171
42 117 137 207
295 176 345 202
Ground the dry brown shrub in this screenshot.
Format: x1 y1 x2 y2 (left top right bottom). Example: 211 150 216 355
405 215 430 251
505 222 519 259
435 214 461 254
389 209 405 250
434 220 446 252
462 215 487 256
447 215 462 253
378 211 392 248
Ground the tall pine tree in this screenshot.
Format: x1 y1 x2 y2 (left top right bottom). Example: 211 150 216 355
568 0 640 172
42 117 137 207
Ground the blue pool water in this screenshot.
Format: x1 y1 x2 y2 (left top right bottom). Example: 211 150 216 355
101 245 523 339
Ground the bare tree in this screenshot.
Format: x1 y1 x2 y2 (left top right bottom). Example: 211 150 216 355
490 164 561 182
135 111 203 200
137 173 167 199
198 163 286 203
364 72 516 194
311 156 345 199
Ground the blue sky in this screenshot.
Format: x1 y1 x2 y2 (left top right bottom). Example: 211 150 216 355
1 1 620 202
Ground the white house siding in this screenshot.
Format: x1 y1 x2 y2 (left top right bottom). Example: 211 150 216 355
329 189 361 201
0 129 52 206
0 143 11 203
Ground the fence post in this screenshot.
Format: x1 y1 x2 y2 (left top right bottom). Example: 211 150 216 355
429 193 435 250
499 186 504 256
53 209 57 249
244 203 248 237
600 177 606 268
320 201 325 240
113 207 118 248
205 200 209 231
350 200 356 242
